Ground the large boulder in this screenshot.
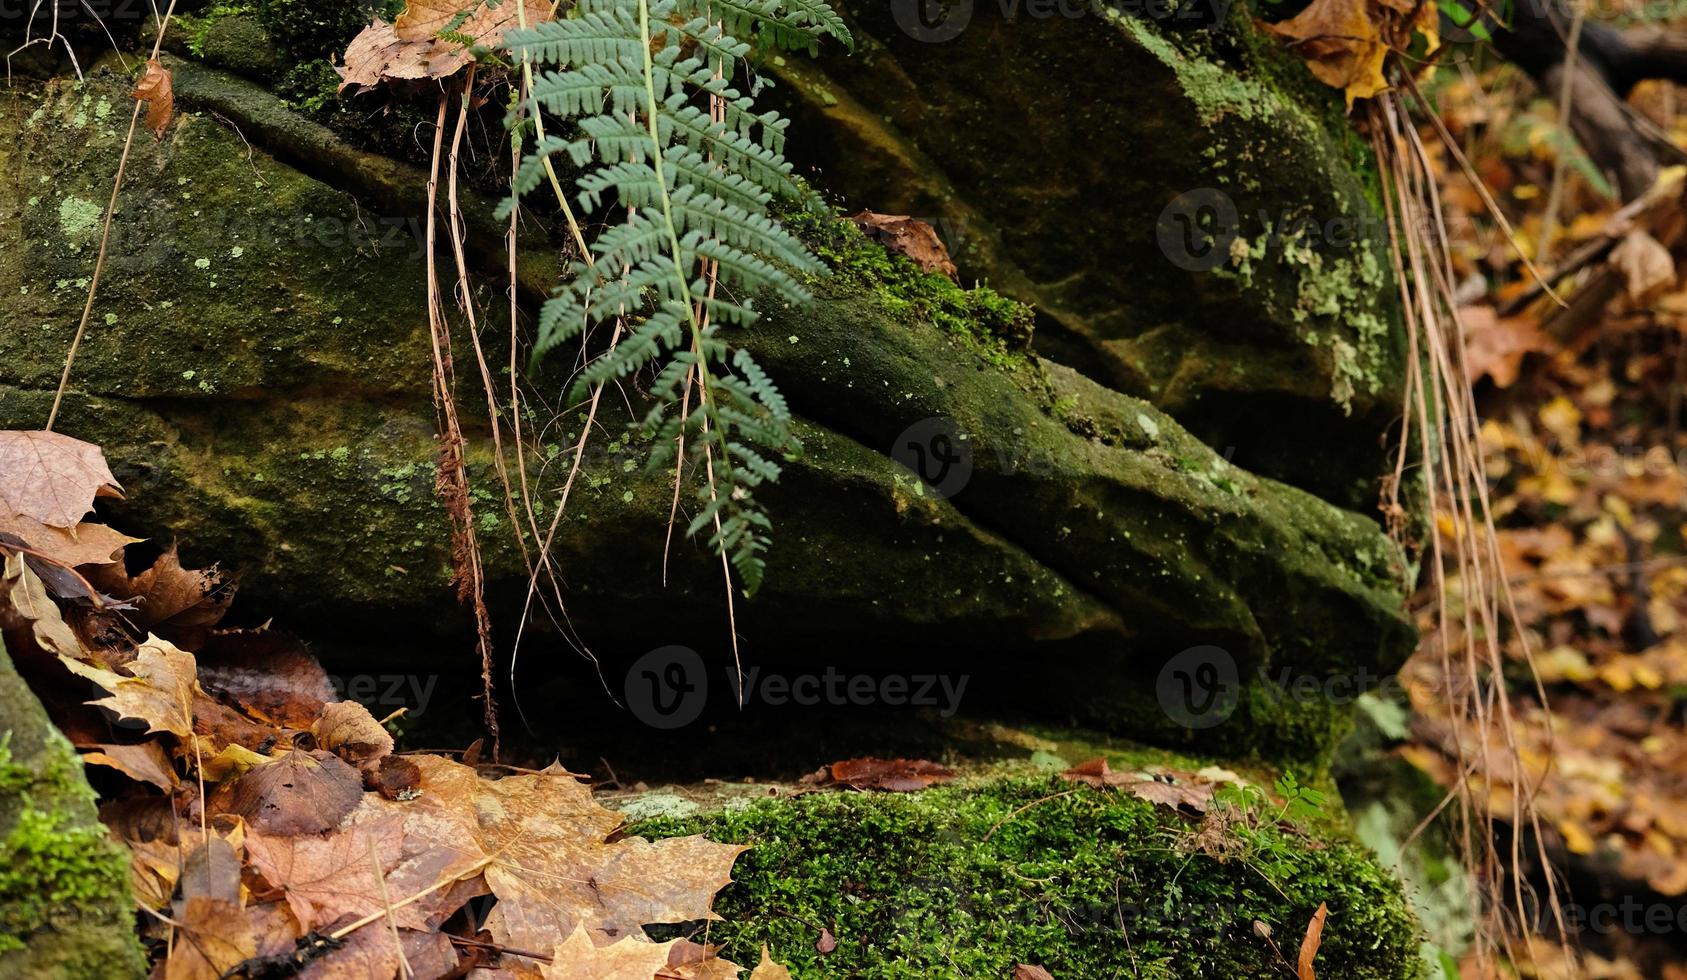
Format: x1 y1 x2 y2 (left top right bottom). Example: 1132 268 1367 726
0 23 1412 764
769 1 1407 511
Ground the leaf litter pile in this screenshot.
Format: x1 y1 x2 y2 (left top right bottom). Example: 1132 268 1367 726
0 431 795 979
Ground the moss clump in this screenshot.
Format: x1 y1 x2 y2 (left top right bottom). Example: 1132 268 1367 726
256 0 388 62
639 776 1422 978
0 809 132 955
791 212 1035 371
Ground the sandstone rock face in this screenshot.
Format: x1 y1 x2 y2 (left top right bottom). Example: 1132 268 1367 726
0 19 1412 762
769 1 1407 510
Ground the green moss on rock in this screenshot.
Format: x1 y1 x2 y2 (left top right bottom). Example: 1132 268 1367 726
639 774 1423 978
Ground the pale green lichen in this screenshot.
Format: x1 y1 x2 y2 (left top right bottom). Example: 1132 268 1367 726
55 196 101 241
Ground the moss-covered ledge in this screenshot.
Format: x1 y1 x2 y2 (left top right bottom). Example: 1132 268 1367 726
636 768 1422 979
0 636 143 978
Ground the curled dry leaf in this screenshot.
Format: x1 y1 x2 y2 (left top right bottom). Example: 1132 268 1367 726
0 430 121 527
849 212 959 281
225 748 365 836
1612 229 1677 303
1059 758 1215 815
827 757 956 792
368 753 422 799
1298 901 1329 980
2 551 84 660
88 544 233 650
313 699 395 769
132 58 174 138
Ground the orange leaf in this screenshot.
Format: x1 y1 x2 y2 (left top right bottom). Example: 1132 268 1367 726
132 58 174 139
1298 901 1329 980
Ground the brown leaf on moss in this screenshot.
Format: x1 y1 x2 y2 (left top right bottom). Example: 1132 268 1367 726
827 757 956 792
849 212 959 281
1059 759 1214 815
666 940 744 979
1262 0 1390 107
132 58 174 138
340 0 551 91
1298 901 1329 980
541 927 679 980
1014 966 1056 980
0 430 121 527
749 944 795 980
225 748 364 836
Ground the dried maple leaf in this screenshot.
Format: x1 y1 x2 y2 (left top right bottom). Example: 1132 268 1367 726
542 927 679 980
1264 0 1389 107
87 544 233 650
667 940 744 980
849 212 959 281
0 430 121 527
749 945 795 980
0 512 138 567
827 757 956 792
60 634 199 738
245 812 418 932
1059 759 1215 815
132 58 174 138
82 740 178 790
1014 966 1056 980
225 748 365 835
410 755 745 951
339 0 551 90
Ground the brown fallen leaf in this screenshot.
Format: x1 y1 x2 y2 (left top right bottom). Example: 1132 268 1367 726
1298 901 1329 980
0 512 138 567
2 551 85 661
224 748 365 836
1459 306 1555 389
0 430 122 527
195 628 335 727
313 700 394 770
368 754 422 799
244 811 421 932
542 927 678 980
1612 229 1677 303
1059 759 1215 815
666 939 744 979
815 926 837 955
828 757 956 792
87 544 233 650
132 58 174 138
850 212 959 281
1263 0 1389 107
1014 966 1056 980
82 740 178 790
60 634 200 739
340 0 551 91
167 838 256 980
749 944 794 980
409 755 745 951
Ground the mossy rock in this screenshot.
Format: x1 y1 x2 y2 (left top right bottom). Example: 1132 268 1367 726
0 60 1414 763
636 768 1424 979
770 2 1405 511
0 637 145 978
